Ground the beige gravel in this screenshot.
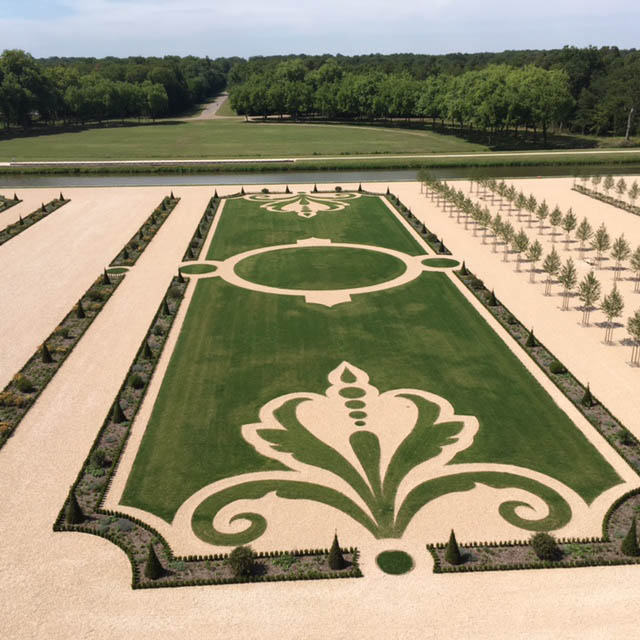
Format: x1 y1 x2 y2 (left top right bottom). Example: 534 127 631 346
1 182 640 639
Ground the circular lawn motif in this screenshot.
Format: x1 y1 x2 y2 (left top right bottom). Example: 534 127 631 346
107 267 128 274
234 246 406 291
376 550 414 575
180 264 217 274
421 257 460 269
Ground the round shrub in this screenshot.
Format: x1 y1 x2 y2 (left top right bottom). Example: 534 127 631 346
549 360 567 374
227 545 255 577
14 374 35 393
376 550 413 575
335 186 342 192
531 533 562 561
129 373 145 390
92 449 107 468
261 188 269 193
153 325 165 336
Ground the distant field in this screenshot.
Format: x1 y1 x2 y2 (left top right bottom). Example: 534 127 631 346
0 119 487 161
215 98 237 117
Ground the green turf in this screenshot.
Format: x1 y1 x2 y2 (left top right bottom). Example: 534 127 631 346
180 263 217 274
376 550 413 574
234 246 406 290
121 273 620 524
208 195 424 261
422 258 460 268
215 99 237 117
106 267 128 274
0 119 487 162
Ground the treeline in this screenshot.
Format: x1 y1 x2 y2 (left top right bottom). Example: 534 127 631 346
0 50 237 127
229 47 640 140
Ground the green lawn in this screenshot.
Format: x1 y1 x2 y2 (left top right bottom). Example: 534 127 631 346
0 119 486 161
208 195 424 261
120 194 621 538
234 246 407 290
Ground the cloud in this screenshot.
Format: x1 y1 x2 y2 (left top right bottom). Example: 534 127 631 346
3 0 640 58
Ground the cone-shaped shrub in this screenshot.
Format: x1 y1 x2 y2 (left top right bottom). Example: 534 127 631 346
285 185 291 194
386 186 390 195
214 189 219 198
438 239 446 253
313 184 318 193
41 202 46 212
328 533 346 570
488 290 498 306
170 190 175 199
459 261 468 276
123 246 130 260
144 544 164 580
59 192 64 201
41 342 53 364
421 222 427 234
187 246 195 259
160 200 166 211
241 187 245 195
76 300 86 319
65 491 84 524
358 183 362 192
162 298 171 316
581 384 594 407
138 229 144 240
112 399 126 423
525 328 537 347
621 517 640 556
445 529 462 565
19 215 24 226
102 269 111 285
142 340 154 360
178 268 185 283
14 193 18 201
195 227 202 239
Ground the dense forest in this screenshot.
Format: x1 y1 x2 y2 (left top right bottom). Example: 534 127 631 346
228 47 640 141
0 50 235 126
1 47 638 142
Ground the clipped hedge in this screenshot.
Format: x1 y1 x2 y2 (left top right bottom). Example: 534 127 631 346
182 195 220 261
0 196 70 247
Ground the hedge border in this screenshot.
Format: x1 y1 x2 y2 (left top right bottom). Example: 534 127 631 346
0 193 21 214
0 196 69 247
0 272 124 451
55 190 363 589
110 195 180 267
573 184 640 217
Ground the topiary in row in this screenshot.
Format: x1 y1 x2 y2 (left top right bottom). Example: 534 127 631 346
0 195 69 247
110 194 180 267
183 193 220 261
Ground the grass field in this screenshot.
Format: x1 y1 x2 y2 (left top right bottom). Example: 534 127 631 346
121 195 620 531
0 119 486 161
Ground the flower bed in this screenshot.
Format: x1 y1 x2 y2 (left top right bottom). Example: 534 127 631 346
110 194 180 266
0 193 21 213
183 194 220 261
0 196 69 246
0 272 123 450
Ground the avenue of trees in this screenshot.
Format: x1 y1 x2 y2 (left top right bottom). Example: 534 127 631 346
0 49 233 127
229 47 640 141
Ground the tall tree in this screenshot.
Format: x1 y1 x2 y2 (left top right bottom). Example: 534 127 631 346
526 239 543 283
512 229 530 271
578 271 601 325
630 245 640 293
611 234 631 281
576 217 593 259
601 285 624 343
549 206 563 243
590 223 611 269
543 247 561 295
558 257 578 310
561 209 578 250
627 309 640 365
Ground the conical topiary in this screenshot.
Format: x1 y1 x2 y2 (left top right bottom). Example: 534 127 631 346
177 268 185 283
581 384 594 408
162 298 171 316
195 226 202 239
445 529 462 565
41 342 53 364
621 517 640 557
143 340 154 360
285 185 291 194
123 246 130 260
459 261 468 276
386 186 390 195
59 192 64 201
65 491 84 524
41 202 46 212
241 186 245 195
328 532 346 570
19 215 24 226
138 229 144 240
14 193 19 201
358 183 362 192
76 300 86 319
144 544 164 580
187 246 195 259
438 239 446 253
488 289 498 306
102 268 111 285
112 399 126 423
214 189 219 199
421 222 427 234
313 184 318 193
170 190 175 199
525 328 537 348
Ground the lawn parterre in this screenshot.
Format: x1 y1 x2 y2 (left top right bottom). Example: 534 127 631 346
54 187 640 587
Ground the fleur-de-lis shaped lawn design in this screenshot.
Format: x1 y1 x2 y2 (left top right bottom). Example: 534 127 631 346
245 192 360 218
188 363 575 546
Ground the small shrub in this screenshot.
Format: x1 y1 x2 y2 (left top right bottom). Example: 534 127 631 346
506 314 518 325
144 544 164 580
328 533 346 570
76 300 86 319
470 278 484 290
525 328 537 348
153 325 164 336
335 186 342 192
581 384 595 407
168 286 182 299
261 188 269 193
112 399 126 423
445 529 462 565
142 341 154 359
621 517 640 557
65 492 84 525
487 290 498 306
14 374 35 393
549 360 567 374
41 342 54 364
129 373 145 389
531 533 562 561
227 545 255 577
92 449 107 468
87 289 104 302
0 391 28 407
54 325 71 339
0 421 11 434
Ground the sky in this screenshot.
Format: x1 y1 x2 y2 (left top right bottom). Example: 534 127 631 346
1 0 639 59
